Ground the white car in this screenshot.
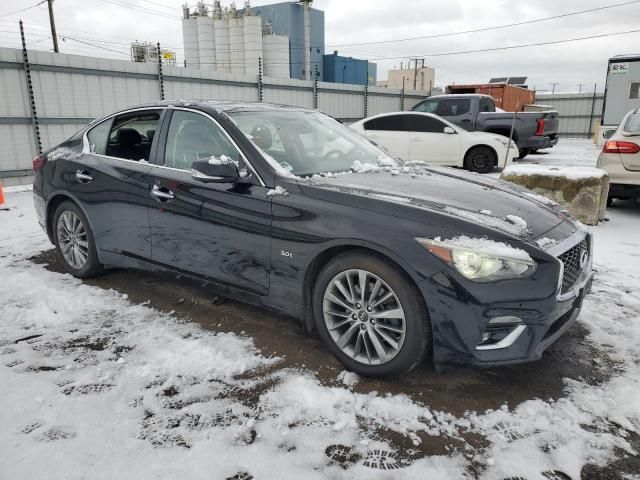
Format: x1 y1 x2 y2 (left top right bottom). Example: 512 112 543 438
350 111 518 173
597 108 640 206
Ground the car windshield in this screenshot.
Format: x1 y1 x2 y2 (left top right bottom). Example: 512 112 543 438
623 112 640 135
226 110 399 177
413 99 438 113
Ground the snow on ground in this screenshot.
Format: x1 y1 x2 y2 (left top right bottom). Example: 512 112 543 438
1 139 639 479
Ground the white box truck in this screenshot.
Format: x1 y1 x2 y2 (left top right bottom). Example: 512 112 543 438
598 55 640 145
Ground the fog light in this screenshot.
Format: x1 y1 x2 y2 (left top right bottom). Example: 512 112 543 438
476 317 526 351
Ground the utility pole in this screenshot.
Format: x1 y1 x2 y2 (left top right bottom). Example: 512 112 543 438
577 83 585 94
550 82 559 95
410 57 423 90
47 0 59 53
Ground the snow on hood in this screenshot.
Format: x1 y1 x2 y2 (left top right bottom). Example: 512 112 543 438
300 167 573 241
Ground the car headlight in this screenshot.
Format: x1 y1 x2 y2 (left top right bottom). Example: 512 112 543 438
416 237 537 282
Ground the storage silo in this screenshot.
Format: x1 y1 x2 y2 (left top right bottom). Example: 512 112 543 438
228 5 245 75
181 6 200 68
243 10 262 76
197 14 216 70
213 3 230 73
263 33 290 79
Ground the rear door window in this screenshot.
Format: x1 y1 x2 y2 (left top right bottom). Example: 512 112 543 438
407 115 448 133
106 110 161 161
363 115 409 131
623 112 640 134
479 97 495 112
86 118 113 155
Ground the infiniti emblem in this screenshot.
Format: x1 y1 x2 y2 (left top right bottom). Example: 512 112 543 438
579 249 589 268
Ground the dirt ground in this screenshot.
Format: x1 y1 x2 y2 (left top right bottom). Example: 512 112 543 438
31 249 639 478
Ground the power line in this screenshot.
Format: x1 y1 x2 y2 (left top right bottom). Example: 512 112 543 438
328 0 640 47
95 0 177 19
0 1 46 19
411 27 640 57
61 35 130 56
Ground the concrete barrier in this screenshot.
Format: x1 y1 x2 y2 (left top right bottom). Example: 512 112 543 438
500 165 610 225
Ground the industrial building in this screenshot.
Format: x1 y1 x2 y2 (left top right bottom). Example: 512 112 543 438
130 41 176 65
323 51 376 86
378 64 436 92
251 1 324 80
181 1 290 78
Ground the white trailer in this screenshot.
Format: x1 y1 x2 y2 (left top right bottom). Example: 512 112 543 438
601 55 640 126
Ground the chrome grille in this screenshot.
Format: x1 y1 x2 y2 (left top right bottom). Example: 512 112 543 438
558 239 589 294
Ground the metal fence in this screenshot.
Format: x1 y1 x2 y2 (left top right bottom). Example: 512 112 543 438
536 92 604 138
0 46 426 186
0 44 609 186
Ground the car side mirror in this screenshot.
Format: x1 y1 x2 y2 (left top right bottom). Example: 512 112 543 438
191 158 241 183
443 126 456 134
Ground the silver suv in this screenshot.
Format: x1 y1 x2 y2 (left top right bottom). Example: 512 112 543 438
598 108 640 206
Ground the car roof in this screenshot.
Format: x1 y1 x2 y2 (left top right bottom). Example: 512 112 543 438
426 94 493 99
361 111 440 120
116 100 314 114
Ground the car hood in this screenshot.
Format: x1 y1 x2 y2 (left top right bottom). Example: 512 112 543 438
298 167 576 242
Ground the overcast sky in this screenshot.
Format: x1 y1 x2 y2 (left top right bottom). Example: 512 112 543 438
1 0 639 92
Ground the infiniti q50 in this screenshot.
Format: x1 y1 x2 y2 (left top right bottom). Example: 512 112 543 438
32 101 593 377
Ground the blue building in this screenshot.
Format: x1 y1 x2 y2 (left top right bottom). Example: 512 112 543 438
323 51 377 86
251 2 325 81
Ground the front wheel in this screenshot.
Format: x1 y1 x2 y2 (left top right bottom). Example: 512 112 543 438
464 146 496 174
53 200 103 278
313 251 431 378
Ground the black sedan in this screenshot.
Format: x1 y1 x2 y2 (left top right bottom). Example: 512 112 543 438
32 101 593 377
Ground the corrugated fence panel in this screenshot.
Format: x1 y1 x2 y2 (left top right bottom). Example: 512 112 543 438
536 93 604 137
368 86 403 116
317 82 364 120
0 124 34 172
263 77 314 109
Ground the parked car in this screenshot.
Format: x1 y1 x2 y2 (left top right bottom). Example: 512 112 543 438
33 101 593 377
350 111 518 173
412 94 560 159
598 108 640 205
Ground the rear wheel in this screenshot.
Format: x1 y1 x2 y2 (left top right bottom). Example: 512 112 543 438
313 251 431 378
464 146 496 174
53 201 103 278
518 147 530 159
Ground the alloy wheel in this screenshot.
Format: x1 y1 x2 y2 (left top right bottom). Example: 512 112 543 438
470 152 490 171
56 210 89 270
322 269 406 365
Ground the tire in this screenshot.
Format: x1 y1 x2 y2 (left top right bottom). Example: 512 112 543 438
312 250 431 378
518 148 530 159
52 200 103 278
530 148 539 154
464 146 496 174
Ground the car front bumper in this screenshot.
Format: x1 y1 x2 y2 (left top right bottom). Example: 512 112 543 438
418 230 593 368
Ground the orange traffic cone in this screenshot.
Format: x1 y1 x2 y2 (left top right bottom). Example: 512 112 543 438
0 180 4 207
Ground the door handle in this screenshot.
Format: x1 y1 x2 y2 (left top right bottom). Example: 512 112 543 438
461 119 471 123
151 184 174 202
75 170 93 183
